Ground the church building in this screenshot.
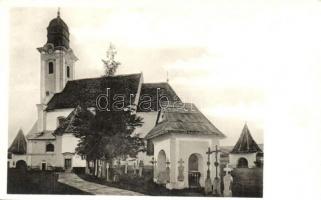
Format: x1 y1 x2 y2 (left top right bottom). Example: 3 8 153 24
8 10 226 190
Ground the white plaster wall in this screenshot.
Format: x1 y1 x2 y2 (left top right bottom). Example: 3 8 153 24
61 133 80 153
45 108 73 131
72 154 86 167
134 112 158 138
28 140 56 155
229 153 257 168
152 133 223 189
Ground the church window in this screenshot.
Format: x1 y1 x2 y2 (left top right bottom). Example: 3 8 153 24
46 143 54 152
67 66 70 78
48 62 54 74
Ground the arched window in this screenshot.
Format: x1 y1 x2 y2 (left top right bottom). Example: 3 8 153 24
48 62 54 74
67 66 70 78
46 143 54 152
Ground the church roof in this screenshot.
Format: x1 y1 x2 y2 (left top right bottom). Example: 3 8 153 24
137 82 181 112
145 103 225 139
46 73 181 112
26 130 56 140
46 73 142 111
8 129 27 154
54 105 94 135
230 123 262 154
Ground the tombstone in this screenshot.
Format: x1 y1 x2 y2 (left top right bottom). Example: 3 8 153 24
94 160 98 176
139 160 144 177
97 160 102 178
223 164 233 197
177 159 184 181
106 162 110 182
213 177 221 196
124 161 128 174
133 162 137 175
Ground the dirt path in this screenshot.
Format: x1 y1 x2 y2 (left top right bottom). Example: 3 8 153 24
58 173 144 195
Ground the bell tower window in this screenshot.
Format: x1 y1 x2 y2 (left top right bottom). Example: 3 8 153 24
48 62 54 74
67 66 70 78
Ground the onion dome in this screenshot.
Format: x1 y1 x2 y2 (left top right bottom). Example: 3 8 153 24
46 9 70 49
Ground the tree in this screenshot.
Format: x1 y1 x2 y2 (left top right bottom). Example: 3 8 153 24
73 105 145 165
102 43 121 76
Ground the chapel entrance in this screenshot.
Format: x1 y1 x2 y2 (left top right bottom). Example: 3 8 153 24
156 150 167 184
64 159 72 171
188 153 202 188
237 157 248 168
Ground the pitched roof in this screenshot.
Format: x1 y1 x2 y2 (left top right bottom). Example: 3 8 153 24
54 105 94 135
46 73 142 111
26 130 56 140
231 123 262 154
8 129 27 154
137 82 181 112
145 103 225 139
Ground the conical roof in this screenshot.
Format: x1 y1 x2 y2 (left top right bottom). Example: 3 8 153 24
8 129 27 154
231 123 262 154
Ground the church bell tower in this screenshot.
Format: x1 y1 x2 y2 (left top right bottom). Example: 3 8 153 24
37 9 78 104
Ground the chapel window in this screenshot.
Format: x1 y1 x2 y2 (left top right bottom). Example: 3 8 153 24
46 143 54 152
48 62 54 74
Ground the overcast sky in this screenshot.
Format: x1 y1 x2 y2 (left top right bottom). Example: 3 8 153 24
11 1 321 146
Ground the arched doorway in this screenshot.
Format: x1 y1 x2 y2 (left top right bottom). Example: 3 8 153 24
157 150 167 184
237 157 248 168
16 160 27 173
188 153 203 188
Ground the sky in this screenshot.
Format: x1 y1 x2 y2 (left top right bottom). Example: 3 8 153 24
9 0 321 146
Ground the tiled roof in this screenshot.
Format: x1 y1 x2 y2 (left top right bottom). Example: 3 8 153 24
46 73 142 111
137 83 181 112
26 130 56 140
8 129 27 154
145 103 225 139
46 73 181 113
230 124 262 154
54 105 94 135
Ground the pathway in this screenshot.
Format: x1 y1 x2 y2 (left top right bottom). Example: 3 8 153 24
58 173 144 195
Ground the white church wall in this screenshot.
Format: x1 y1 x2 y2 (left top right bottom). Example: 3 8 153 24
45 108 74 130
229 153 256 168
61 133 86 167
134 112 158 138
61 133 80 153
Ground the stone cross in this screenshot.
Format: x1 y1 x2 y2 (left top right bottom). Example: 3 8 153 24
166 159 170 183
223 163 233 197
177 158 184 181
205 147 212 194
224 163 232 175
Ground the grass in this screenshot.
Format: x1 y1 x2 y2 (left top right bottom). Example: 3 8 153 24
231 167 263 197
7 169 91 194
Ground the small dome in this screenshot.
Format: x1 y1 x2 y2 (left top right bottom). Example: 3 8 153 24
46 13 70 49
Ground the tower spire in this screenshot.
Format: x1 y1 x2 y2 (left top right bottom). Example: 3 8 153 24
57 7 60 17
